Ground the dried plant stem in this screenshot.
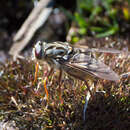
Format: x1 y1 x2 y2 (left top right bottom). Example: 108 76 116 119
9 0 53 58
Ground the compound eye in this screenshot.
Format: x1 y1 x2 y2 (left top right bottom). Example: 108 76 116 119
34 41 43 59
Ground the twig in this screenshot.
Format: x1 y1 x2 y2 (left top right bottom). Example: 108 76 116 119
9 0 53 58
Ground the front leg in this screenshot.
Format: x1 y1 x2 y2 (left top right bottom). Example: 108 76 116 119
33 62 39 85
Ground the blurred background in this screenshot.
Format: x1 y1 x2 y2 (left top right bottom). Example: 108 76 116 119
0 0 130 62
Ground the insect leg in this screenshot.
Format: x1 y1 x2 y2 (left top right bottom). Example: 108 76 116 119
43 68 54 100
46 68 54 77
58 69 63 104
33 62 39 85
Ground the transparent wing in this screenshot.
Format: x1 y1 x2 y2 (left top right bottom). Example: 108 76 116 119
59 52 119 81
73 45 128 54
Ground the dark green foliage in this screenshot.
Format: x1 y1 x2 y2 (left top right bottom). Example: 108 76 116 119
64 0 130 42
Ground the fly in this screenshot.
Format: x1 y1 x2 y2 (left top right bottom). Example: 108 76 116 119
32 41 120 83
32 41 122 121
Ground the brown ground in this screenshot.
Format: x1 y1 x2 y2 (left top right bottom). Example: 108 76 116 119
0 36 129 130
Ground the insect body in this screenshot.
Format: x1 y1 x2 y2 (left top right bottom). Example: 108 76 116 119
32 41 119 82
32 41 120 121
